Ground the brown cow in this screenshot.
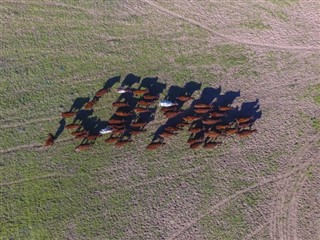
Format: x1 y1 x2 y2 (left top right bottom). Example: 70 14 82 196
115 139 132 148
210 112 226 118
71 130 88 136
204 130 220 139
238 122 254 129
130 122 147 128
61 111 77 118
75 132 89 140
134 107 152 113
114 111 134 117
216 124 232 131
165 126 181 132
86 134 101 141
132 89 149 95
202 118 222 125
137 100 154 106
130 129 146 135
237 129 257 138
225 128 238 135
75 144 92 152
65 124 81 130
147 142 165 150
108 119 126 124
236 116 254 124
95 88 109 97
176 95 193 102
218 106 235 111
105 136 119 144
44 133 55 147
194 103 213 109
159 131 177 138
112 101 130 108
143 94 159 100
203 141 222 149
193 108 211 114
84 99 97 110
189 127 203 134
164 110 182 119
190 142 202 149
183 116 201 122
187 138 203 145
177 122 190 128
160 106 178 112
112 128 126 135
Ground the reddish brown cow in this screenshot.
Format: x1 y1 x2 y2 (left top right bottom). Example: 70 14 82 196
112 101 130 108
61 111 77 118
215 124 232 131
131 129 146 135
238 122 254 129
114 111 134 117
75 132 89 139
75 144 92 152
183 116 201 122
202 118 222 125
237 129 257 138
164 110 182 119
86 134 101 141
143 94 159 100
65 124 81 130
134 107 152 113
236 116 253 124
105 136 119 143
115 139 132 148
177 122 190 128
189 127 203 134
193 108 211 114
159 131 177 138
132 89 149 95
71 130 88 136
160 106 178 112
218 106 235 111
225 128 238 135
190 142 202 149
112 128 126 135
147 142 165 150
203 141 222 149
137 100 154 107
130 122 147 128
210 112 226 118
95 88 109 97
194 103 213 109
165 126 181 132
204 130 220 139
44 133 55 147
187 138 203 145
108 119 126 124
176 95 193 102
84 99 97 110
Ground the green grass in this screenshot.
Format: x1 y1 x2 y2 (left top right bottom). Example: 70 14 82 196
241 20 272 30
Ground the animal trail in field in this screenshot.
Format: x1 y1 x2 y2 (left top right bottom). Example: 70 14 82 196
45 74 261 152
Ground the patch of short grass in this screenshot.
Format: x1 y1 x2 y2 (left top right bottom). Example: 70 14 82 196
241 20 272 30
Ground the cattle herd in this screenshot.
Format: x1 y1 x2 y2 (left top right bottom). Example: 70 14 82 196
45 77 259 152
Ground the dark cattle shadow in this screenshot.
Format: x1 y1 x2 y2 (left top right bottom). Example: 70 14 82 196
238 99 262 121
104 75 121 89
214 90 240 107
73 110 94 124
121 73 141 87
54 118 66 139
193 86 221 105
69 97 90 112
140 77 167 95
184 81 202 96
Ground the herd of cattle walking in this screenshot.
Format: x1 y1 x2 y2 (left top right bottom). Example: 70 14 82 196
45 81 258 152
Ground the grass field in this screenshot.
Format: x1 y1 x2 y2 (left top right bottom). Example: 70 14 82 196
1 0 319 239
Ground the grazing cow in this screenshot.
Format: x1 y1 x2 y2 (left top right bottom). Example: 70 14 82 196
84 99 97 110
190 142 202 149
75 132 89 140
194 103 213 109
61 111 77 118
177 122 190 128
238 122 254 129
116 87 132 93
189 127 203 134
143 94 159 100
65 123 81 130
112 101 130 108
215 124 232 131
187 138 203 145
210 112 226 118
134 107 152 113
130 122 147 128
112 128 126 135
176 95 193 102
193 108 211 114
203 141 222 149
236 116 254 124
137 100 154 107
115 139 132 148
105 136 119 143
237 129 257 138
225 128 238 135
202 118 222 125
108 119 126 124
71 130 88 136
183 116 201 122
130 129 146 135
165 126 181 132
75 144 92 152
114 111 134 117
132 89 149 95
109 124 126 129
95 88 109 97
218 106 235 111
44 133 55 147
86 134 101 141
164 110 182 119
204 130 220 139
161 106 178 112
147 142 165 150
159 131 177 138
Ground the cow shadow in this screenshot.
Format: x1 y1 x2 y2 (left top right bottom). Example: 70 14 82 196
192 86 221 106
104 75 121 89
54 119 66 139
69 97 90 112
121 73 141 87
238 99 262 121
140 77 167 95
